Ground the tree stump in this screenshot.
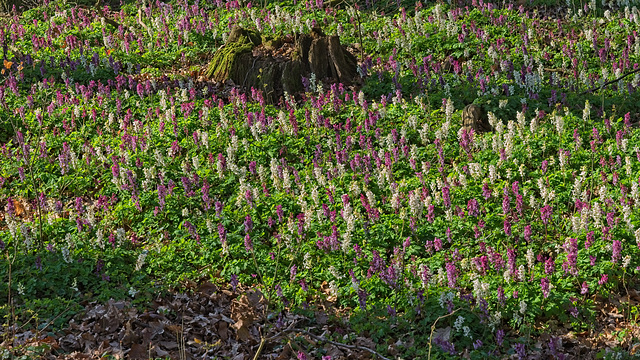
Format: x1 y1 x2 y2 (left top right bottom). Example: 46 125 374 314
462 104 492 133
205 26 358 103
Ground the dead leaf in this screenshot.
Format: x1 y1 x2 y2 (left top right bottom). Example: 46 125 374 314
217 321 229 341
128 343 148 360
232 319 251 341
433 326 451 342
152 345 170 358
315 311 329 325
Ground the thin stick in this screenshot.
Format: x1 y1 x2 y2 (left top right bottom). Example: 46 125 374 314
580 67 640 95
252 337 266 360
261 328 391 360
428 309 459 360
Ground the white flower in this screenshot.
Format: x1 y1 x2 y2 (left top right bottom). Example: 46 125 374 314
519 300 527 315
454 315 465 331
135 250 148 271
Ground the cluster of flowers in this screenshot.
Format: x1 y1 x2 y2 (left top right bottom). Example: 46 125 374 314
1 0 640 356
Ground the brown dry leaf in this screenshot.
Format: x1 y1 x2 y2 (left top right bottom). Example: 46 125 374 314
320 281 337 302
275 343 293 360
315 311 329 325
232 319 251 341
166 324 183 333
152 344 170 358
432 327 452 342
217 320 229 341
323 344 344 359
355 336 376 349
199 281 217 296
128 343 148 360
160 341 179 350
12 198 25 217
120 320 139 346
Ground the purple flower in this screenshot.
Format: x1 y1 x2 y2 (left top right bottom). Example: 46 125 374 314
513 343 526 360
524 224 532 242
419 264 431 287
497 286 505 306
580 281 589 295
502 186 510 214
467 198 479 217
612 240 622 264
297 351 307 360
564 238 578 276
217 223 226 244
290 265 297 282
183 221 201 243
540 205 553 225
482 183 491 200
496 329 505 346
545 257 555 275
358 289 368 310
215 201 223 217
244 234 253 252
541 277 550 298
6 197 15 217
585 231 594 249
445 261 458 288
507 248 517 280
244 215 253 234
599 274 608 285
230 274 238 292
503 219 512 236
442 186 451 208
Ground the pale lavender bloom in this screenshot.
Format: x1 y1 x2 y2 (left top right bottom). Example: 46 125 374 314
541 277 550 298
612 240 622 264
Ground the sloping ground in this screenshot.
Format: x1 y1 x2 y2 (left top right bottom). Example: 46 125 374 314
3 281 640 359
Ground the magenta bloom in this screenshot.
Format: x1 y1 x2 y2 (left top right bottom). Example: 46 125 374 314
580 281 589 295
598 274 608 285
612 240 622 264
503 219 512 236
442 186 451 208
540 205 553 225
524 224 532 242
467 198 479 217
244 234 253 252
502 186 510 214
541 277 550 298
482 183 491 200
445 261 458 289
564 238 578 276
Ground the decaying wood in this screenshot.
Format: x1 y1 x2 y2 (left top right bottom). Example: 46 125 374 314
206 26 358 103
462 104 492 133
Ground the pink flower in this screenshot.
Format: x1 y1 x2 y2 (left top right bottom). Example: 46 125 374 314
612 240 622 264
598 274 608 285
541 277 550 298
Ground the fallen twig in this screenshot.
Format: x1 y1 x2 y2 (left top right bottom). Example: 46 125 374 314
580 67 640 95
255 327 391 360
428 309 459 360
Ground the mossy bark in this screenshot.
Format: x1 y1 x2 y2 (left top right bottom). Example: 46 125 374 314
206 26 358 103
205 27 261 82
0 0 23 12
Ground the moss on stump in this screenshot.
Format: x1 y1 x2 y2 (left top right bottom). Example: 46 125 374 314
205 27 261 82
206 26 358 103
